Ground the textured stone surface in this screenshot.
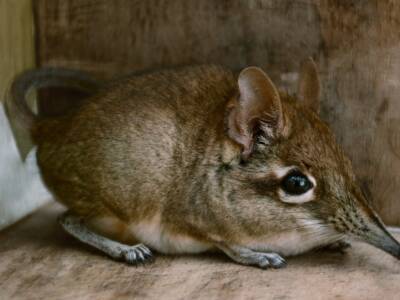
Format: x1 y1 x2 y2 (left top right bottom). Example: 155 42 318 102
1 202 400 300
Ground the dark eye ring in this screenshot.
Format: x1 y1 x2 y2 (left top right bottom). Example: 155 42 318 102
281 170 313 195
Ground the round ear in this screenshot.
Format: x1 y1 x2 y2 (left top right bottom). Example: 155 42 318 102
227 67 285 159
297 57 321 113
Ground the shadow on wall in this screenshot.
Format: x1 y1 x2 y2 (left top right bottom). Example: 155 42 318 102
0 103 50 230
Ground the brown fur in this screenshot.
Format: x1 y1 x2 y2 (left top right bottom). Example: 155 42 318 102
11 61 400 265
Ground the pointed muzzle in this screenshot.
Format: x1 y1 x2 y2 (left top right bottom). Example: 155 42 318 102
343 190 400 259
362 216 400 259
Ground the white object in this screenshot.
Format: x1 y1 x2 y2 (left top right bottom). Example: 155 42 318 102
0 103 50 230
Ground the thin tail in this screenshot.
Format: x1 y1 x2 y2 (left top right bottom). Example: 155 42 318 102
5 68 101 160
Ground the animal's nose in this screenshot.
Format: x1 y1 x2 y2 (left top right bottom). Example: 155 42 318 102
371 229 400 259
360 213 400 259
348 191 400 259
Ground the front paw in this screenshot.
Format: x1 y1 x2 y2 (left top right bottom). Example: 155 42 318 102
251 252 287 269
218 244 287 269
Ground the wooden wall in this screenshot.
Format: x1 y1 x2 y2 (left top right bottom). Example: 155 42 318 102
0 0 51 231
0 0 35 101
34 0 400 224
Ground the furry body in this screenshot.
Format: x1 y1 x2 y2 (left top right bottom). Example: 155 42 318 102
35 66 332 256
8 63 400 268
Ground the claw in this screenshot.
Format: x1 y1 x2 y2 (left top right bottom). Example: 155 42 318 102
114 244 153 265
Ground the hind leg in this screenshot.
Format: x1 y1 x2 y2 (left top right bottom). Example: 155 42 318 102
59 212 153 264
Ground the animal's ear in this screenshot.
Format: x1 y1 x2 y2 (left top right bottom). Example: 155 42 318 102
297 57 321 113
227 67 285 159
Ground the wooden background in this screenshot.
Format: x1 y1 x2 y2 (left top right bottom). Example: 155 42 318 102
33 0 400 225
0 0 35 101
0 0 51 231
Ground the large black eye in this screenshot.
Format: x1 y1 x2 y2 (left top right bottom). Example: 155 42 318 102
281 171 313 195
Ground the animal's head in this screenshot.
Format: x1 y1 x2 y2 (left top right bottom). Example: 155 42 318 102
224 58 400 258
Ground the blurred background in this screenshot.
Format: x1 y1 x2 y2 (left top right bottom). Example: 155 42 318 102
2 0 400 228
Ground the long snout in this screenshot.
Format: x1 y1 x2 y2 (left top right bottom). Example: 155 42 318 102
343 190 400 259
362 217 400 259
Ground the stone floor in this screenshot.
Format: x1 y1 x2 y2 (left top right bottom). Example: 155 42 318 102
1 203 400 300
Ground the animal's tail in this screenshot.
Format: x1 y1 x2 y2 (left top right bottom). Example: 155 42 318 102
4 68 101 160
